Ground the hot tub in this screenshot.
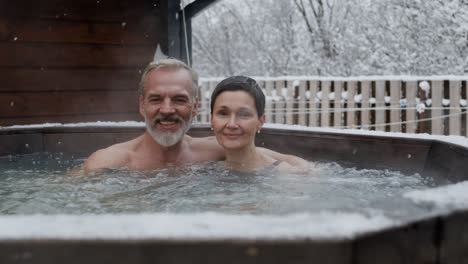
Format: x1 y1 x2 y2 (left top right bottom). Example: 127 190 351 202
0 123 467 264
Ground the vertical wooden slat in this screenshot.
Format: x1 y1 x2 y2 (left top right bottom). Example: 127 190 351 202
286 81 294 125
275 80 285 124
375 80 386 131
406 81 418 134
321 81 331 127
449 80 461 135
346 81 357 128
298 81 307 126
333 81 343 128
418 82 427 133
309 80 318 127
431 81 444 135
390 80 401 132
361 81 371 129
265 81 273 123
275 81 282 124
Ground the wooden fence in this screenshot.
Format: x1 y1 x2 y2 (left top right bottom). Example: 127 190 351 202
197 77 468 137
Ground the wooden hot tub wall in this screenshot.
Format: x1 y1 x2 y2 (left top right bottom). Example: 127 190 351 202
0 125 467 264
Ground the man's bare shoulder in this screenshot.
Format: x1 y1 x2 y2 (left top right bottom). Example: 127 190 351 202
82 138 139 171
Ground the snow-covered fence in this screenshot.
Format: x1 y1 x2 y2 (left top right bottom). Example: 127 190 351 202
197 77 468 137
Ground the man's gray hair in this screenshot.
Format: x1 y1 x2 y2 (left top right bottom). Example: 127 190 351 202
139 58 199 98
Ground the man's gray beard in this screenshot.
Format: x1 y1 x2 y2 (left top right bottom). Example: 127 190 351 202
145 113 192 147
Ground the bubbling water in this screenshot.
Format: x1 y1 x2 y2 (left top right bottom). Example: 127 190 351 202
0 153 440 222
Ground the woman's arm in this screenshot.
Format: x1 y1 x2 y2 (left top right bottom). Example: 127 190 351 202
257 147 309 167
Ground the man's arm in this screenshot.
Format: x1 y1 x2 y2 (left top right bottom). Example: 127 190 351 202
258 147 309 167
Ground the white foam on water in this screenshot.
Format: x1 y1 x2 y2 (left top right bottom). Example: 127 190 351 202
0 211 394 240
404 181 468 209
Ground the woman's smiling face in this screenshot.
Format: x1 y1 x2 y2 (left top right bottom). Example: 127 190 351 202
211 91 265 151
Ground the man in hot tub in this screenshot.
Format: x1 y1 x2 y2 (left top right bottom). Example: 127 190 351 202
83 58 307 171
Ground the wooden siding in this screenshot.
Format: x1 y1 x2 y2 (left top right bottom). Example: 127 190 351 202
0 0 166 125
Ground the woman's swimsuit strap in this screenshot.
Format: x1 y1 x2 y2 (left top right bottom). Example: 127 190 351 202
263 160 283 171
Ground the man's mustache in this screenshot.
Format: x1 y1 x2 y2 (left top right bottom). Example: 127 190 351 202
152 114 184 125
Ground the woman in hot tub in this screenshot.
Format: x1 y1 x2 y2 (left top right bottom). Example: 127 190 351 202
210 76 309 173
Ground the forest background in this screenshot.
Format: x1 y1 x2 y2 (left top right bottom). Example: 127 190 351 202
191 0 468 77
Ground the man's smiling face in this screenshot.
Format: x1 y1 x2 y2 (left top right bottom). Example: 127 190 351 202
140 67 198 147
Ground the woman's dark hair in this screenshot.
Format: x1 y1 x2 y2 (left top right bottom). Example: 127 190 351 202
210 76 265 118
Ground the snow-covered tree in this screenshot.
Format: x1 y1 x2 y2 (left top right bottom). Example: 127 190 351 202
192 0 468 76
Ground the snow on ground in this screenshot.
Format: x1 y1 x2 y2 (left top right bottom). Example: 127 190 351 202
0 211 393 240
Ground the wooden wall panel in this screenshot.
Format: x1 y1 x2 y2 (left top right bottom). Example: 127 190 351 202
0 69 140 92
0 43 155 68
0 17 161 45
0 0 167 126
0 0 159 21
0 91 139 117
